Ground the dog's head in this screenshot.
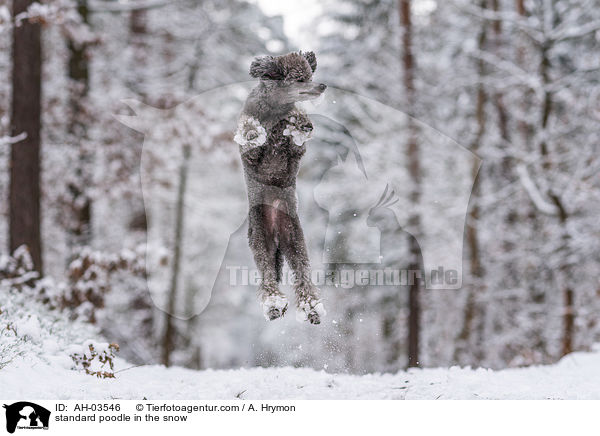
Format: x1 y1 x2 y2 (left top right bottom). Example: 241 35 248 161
249 51 327 104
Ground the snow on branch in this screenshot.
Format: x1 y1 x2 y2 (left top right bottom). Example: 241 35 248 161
88 0 169 13
469 49 543 94
516 164 560 216
15 2 60 26
549 18 600 42
0 133 27 147
457 3 544 43
13 0 79 27
461 1 600 44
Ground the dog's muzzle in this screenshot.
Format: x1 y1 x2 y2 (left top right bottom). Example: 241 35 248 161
300 83 327 97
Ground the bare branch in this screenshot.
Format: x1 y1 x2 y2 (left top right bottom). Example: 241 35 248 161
469 49 543 94
516 164 560 216
456 3 545 43
550 18 600 41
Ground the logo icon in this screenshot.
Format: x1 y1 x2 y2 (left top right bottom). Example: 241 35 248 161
3 402 50 433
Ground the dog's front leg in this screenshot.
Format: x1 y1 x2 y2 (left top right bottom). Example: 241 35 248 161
283 111 313 149
235 115 267 164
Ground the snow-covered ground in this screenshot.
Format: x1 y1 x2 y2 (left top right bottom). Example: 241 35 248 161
1 286 599 400
1 347 599 400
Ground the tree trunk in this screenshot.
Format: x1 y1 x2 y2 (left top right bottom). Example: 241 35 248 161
490 0 511 178
455 2 487 363
129 9 148 97
562 287 574 356
10 0 43 273
162 144 190 367
399 0 421 368
161 39 206 367
381 294 402 370
533 1 574 358
66 0 92 249
514 0 531 142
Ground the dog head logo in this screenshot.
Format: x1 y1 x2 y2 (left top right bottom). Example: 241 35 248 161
3 402 50 433
308 88 480 289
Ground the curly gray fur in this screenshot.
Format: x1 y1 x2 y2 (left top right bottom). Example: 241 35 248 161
237 51 327 324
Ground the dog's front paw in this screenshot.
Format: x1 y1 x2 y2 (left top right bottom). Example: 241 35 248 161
245 129 259 141
235 116 267 153
283 111 313 146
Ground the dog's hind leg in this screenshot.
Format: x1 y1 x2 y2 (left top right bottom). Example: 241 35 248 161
275 246 284 283
248 206 288 320
280 213 326 325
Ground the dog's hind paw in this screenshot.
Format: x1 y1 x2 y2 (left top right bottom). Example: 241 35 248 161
296 300 326 325
295 281 325 325
261 294 288 321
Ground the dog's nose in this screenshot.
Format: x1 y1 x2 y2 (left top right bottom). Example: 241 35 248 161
318 83 327 91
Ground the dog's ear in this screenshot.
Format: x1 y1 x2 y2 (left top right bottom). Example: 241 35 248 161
301 51 317 72
249 56 284 80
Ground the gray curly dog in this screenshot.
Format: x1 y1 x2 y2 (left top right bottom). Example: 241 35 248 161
235 51 327 324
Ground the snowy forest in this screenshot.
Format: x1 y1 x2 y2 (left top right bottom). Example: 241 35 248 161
1 0 600 391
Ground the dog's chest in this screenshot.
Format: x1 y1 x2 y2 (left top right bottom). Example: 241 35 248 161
254 122 303 181
258 138 296 176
